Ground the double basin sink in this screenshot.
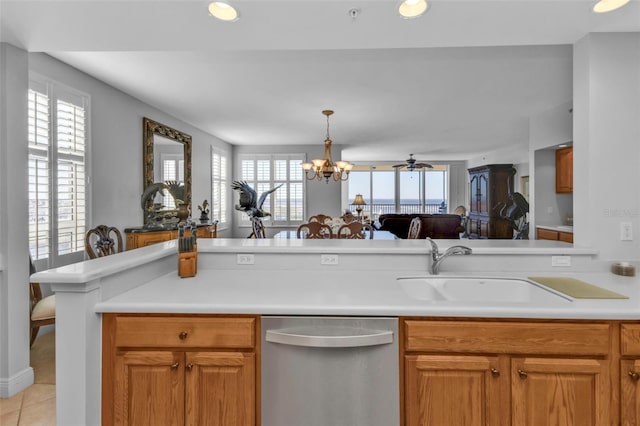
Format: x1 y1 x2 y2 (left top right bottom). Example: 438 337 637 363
398 276 573 304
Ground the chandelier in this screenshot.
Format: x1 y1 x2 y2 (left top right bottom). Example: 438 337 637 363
302 110 353 183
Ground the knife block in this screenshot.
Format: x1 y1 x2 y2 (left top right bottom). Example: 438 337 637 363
178 245 198 278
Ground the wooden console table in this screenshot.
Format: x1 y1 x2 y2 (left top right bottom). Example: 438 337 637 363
125 223 218 250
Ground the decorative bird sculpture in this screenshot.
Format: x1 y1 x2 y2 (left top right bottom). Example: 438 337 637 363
231 180 283 238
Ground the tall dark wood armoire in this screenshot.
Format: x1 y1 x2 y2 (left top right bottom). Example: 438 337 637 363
468 164 515 239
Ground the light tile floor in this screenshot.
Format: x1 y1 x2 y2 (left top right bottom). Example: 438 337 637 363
0 332 55 426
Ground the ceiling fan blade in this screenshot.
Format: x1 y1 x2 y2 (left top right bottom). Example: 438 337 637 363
392 163 406 168
415 162 434 169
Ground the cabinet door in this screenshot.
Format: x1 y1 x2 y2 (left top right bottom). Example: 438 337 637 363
621 359 640 426
556 147 573 193
477 173 489 213
185 352 255 426
511 357 609 426
405 354 506 426
114 351 184 426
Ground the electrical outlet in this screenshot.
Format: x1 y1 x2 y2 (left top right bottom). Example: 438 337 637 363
237 254 255 265
321 254 339 265
620 222 633 241
551 255 571 267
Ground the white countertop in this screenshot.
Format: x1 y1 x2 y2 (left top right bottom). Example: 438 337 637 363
537 225 574 233
95 268 640 319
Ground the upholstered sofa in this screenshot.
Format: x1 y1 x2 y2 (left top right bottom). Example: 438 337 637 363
376 213 464 239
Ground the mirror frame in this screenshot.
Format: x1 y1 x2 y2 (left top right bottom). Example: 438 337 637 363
142 117 192 221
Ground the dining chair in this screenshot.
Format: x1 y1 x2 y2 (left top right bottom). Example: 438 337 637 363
336 222 374 239
341 212 357 224
30 255 55 347
407 217 423 239
85 225 124 259
296 222 334 239
309 214 333 224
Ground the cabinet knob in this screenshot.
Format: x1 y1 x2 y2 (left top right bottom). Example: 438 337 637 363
629 371 640 381
170 362 179 369
179 331 188 340
490 368 500 377
186 363 193 371
517 369 528 379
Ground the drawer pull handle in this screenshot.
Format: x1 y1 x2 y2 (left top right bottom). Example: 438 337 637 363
517 369 528 379
170 362 179 369
186 363 193 371
490 368 500 377
629 371 640 381
179 331 188 340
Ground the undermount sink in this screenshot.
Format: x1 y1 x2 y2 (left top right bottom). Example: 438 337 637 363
398 276 572 304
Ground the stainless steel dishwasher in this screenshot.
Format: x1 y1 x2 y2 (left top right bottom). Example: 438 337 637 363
261 316 399 426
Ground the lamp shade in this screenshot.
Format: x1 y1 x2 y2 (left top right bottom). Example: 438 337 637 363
352 194 367 206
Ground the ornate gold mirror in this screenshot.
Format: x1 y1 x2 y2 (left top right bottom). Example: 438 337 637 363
142 117 192 224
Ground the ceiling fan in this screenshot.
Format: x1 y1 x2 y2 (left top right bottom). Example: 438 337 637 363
392 154 433 172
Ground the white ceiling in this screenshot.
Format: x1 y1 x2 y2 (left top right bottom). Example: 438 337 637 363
1 0 639 162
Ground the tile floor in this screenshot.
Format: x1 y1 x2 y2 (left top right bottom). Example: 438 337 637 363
0 332 55 426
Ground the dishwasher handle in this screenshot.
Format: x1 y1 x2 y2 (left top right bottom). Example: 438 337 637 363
265 327 394 348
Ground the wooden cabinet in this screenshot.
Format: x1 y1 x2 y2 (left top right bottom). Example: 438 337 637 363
621 324 640 426
536 227 573 243
468 164 515 239
102 314 257 426
511 357 609 425
404 354 507 426
402 318 612 426
125 224 217 250
556 146 573 193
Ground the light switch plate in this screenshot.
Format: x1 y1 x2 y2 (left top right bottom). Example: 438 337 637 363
237 254 255 265
551 255 571 267
321 254 339 265
620 222 633 241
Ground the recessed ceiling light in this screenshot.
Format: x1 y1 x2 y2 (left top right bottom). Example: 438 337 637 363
398 0 428 19
593 0 630 13
208 2 239 22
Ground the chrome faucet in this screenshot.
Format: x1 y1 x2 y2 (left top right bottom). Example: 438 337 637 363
427 237 472 275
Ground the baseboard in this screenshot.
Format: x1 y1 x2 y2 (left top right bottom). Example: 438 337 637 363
0 366 34 398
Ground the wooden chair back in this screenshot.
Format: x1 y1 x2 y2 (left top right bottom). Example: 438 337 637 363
309 214 333 224
297 222 334 239
407 217 423 239
85 225 124 259
336 222 374 239
30 254 55 347
341 212 357 223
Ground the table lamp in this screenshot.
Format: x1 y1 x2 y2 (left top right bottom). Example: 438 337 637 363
352 194 367 219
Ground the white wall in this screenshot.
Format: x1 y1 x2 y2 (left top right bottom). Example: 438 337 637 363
0 43 32 397
573 33 640 261
28 53 234 240
528 101 573 234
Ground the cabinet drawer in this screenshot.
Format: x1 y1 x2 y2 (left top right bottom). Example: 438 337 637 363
621 323 640 356
404 320 610 356
537 228 559 241
114 315 256 349
558 231 573 243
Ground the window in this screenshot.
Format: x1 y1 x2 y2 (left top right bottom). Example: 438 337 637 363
211 148 229 226
238 154 304 226
28 76 89 266
348 165 448 218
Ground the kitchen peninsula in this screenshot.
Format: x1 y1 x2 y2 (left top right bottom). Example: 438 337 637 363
32 239 640 425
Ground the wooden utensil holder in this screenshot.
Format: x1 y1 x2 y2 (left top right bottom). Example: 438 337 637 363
178 245 198 278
